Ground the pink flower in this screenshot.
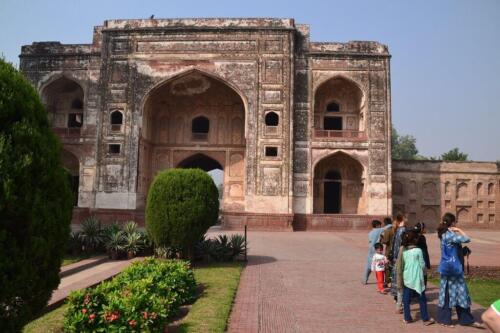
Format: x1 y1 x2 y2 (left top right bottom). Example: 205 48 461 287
128 319 137 327
81 308 88 314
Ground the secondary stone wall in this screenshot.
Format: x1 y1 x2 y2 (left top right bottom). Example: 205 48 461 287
393 160 500 230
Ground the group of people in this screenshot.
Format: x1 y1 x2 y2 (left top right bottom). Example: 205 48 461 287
364 212 500 331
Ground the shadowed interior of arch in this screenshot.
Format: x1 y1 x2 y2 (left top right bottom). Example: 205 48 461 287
137 70 246 210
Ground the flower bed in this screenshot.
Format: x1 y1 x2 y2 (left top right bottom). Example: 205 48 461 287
63 258 196 332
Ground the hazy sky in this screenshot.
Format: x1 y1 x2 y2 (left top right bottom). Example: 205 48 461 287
1 0 499 161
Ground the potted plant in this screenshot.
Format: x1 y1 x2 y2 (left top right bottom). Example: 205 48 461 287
105 230 125 260
124 231 143 259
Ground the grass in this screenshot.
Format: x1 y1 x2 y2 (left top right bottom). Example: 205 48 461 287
175 261 244 332
23 304 67 333
429 277 500 308
22 261 244 333
61 255 88 266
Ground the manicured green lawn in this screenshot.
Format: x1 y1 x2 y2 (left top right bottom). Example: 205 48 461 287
175 262 244 332
23 305 67 333
23 261 244 333
429 277 500 308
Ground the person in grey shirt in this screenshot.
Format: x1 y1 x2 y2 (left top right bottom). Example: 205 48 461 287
363 220 386 284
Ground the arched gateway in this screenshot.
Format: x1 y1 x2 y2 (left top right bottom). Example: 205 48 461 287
138 71 246 211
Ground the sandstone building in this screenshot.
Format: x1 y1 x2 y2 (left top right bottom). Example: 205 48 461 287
19 18 499 230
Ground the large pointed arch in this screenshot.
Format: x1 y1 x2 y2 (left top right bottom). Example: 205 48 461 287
137 69 246 212
313 151 366 214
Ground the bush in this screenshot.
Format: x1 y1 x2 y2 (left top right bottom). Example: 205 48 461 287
146 169 219 257
64 258 196 332
78 216 104 254
195 234 247 262
0 59 73 331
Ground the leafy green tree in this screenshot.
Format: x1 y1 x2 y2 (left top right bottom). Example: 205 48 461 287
441 148 468 161
145 168 219 258
391 126 419 160
0 59 73 332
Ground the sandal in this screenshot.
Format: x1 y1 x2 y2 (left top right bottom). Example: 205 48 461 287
403 319 413 324
423 318 435 326
439 323 455 328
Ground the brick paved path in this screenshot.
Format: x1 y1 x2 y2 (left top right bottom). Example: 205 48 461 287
227 231 497 333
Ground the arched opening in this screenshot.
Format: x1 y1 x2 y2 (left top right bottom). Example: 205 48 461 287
110 110 123 131
41 77 84 129
265 112 279 126
61 150 79 206
139 70 246 211
314 77 365 135
313 152 365 214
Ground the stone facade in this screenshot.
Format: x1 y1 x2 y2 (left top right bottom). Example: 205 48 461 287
393 160 500 230
20 17 462 230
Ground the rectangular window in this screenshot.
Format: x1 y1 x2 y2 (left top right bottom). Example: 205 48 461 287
323 116 342 130
68 113 83 128
108 144 121 155
265 146 278 157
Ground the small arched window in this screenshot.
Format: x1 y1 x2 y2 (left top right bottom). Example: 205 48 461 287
192 116 209 140
326 102 340 112
265 112 279 126
110 111 123 132
71 98 83 109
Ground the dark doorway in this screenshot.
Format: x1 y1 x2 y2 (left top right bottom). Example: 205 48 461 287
324 170 341 213
323 116 342 130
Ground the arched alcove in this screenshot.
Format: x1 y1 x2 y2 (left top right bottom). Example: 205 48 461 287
41 77 84 128
313 152 366 214
314 77 365 132
138 70 246 211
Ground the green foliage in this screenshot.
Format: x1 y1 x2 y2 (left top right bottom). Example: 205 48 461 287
391 126 419 160
146 168 219 256
441 147 469 161
78 216 104 254
0 59 73 331
63 258 197 332
195 234 247 262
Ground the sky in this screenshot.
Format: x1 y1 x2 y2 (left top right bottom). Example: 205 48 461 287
1 0 499 161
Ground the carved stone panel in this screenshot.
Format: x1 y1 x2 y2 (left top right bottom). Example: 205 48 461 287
293 149 308 173
261 167 281 196
263 60 283 84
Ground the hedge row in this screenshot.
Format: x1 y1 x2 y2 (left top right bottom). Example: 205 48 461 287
63 258 196 332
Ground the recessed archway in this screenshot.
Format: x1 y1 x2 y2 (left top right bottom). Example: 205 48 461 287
138 70 246 211
314 76 365 132
313 152 366 214
41 77 84 128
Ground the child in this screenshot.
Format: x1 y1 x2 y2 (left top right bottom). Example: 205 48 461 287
371 242 388 294
396 230 435 325
363 220 384 284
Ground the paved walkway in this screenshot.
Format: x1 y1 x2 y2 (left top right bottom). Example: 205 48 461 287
226 230 499 333
48 256 141 308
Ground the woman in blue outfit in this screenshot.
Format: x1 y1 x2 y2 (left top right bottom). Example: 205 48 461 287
437 212 484 329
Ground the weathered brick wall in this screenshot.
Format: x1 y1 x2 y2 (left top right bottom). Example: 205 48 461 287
393 160 500 230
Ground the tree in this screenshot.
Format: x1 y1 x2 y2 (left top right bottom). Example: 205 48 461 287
145 168 219 258
391 126 419 160
441 148 468 161
0 59 73 331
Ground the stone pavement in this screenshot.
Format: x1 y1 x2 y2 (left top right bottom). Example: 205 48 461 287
48 256 141 309
225 231 499 333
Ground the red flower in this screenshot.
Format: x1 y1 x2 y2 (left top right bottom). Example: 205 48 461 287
142 311 148 319
81 308 88 314
104 311 121 322
89 313 96 322
128 319 137 327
